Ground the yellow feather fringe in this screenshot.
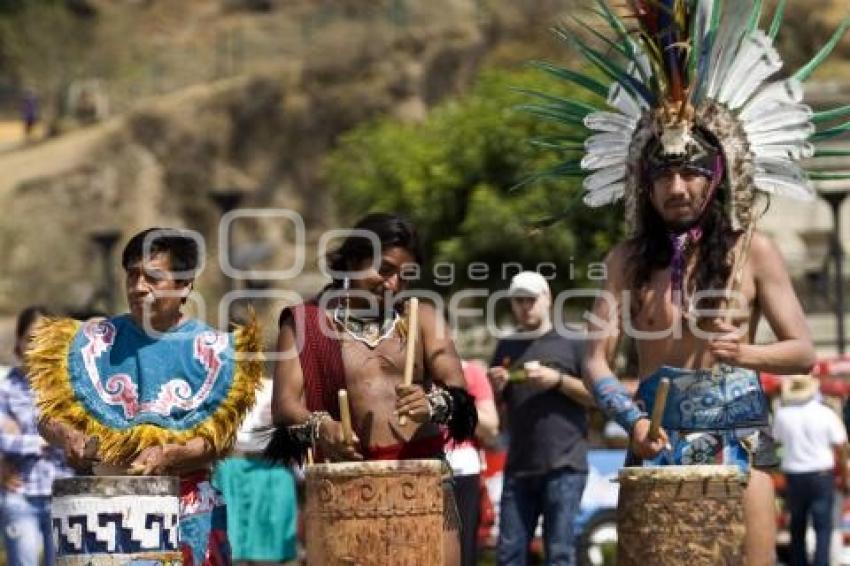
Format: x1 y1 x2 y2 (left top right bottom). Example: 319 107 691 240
26 316 264 466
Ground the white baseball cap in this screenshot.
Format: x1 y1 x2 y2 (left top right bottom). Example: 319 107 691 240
508 271 550 297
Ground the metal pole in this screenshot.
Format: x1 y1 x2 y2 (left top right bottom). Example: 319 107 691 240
210 189 244 324
825 192 849 355
90 229 121 314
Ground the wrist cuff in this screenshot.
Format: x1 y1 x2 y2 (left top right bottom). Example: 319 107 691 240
591 376 646 432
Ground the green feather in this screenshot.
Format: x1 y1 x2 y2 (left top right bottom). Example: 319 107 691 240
511 160 586 191
529 61 610 99
709 0 722 32
813 105 850 124
813 120 850 141
517 104 590 126
814 148 850 158
794 18 850 83
513 88 598 115
747 0 763 32
529 137 587 151
768 0 787 40
687 0 703 84
571 34 655 103
569 16 630 60
550 22 653 102
591 1 653 87
809 172 850 181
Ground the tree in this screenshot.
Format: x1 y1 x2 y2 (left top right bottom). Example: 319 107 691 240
324 66 624 295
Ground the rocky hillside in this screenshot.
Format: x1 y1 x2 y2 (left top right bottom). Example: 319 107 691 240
0 0 575 343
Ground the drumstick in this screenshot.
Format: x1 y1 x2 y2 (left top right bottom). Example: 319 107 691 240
399 298 419 426
338 389 353 445
648 378 670 442
403 297 419 387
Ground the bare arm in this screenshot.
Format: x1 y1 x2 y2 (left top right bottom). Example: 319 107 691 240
130 437 217 475
552 373 595 407
38 418 95 471
271 319 311 426
583 244 666 457
419 301 466 389
474 399 499 444
710 233 815 374
583 245 627 386
270 311 361 461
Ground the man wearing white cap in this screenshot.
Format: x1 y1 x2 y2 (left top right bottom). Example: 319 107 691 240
488 271 593 565
773 375 849 566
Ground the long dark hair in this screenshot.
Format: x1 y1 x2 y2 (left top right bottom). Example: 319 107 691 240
627 184 738 312
326 213 423 287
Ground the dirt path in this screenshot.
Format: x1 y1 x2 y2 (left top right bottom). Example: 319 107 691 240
0 117 124 197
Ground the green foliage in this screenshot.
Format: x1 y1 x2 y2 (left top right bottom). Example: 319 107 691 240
324 66 624 293
0 1 94 98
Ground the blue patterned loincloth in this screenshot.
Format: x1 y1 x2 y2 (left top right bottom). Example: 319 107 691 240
632 365 777 473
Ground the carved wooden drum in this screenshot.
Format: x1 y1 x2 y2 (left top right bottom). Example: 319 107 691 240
304 459 444 565
617 465 747 566
52 476 182 565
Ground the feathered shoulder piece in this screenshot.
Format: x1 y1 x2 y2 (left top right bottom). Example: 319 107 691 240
26 314 264 465
526 0 850 234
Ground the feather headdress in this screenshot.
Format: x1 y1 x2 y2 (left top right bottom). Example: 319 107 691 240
528 0 850 234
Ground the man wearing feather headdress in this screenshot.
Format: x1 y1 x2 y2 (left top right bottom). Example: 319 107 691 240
526 1 850 563
26 228 264 566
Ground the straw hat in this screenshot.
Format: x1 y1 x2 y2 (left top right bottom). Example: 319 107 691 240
781 374 820 405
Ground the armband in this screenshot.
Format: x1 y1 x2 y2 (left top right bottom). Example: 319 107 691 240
591 376 646 433
264 411 332 465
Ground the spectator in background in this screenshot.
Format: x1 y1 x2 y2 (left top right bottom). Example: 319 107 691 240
488 271 593 566
773 374 849 566
213 377 298 566
0 306 74 566
20 90 39 141
445 359 499 566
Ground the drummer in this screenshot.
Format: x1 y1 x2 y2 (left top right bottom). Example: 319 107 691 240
580 130 815 564
267 212 477 565
27 228 263 566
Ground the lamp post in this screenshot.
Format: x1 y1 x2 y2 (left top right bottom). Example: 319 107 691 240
89 228 121 314
820 189 850 355
210 189 245 323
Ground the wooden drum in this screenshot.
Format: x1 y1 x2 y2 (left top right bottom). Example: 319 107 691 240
617 465 747 566
52 476 182 565
304 459 444 565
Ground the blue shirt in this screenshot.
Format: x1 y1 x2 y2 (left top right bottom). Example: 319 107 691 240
0 367 74 496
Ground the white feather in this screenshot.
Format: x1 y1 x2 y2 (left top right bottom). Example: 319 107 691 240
583 165 626 195
581 150 627 171
754 174 815 200
583 182 625 207
690 0 715 103
705 1 753 99
755 158 809 183
584 132 631 154
719 31 784 109
748 123 816 147
744 106 813 135
752 142 815 160
607 83 642 118
583 111 638 133
739 79 805 121
740 102 812 127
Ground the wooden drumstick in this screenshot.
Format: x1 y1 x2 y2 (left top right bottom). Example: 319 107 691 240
399 297 419 426
648 378 670 441
338 389 353 445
